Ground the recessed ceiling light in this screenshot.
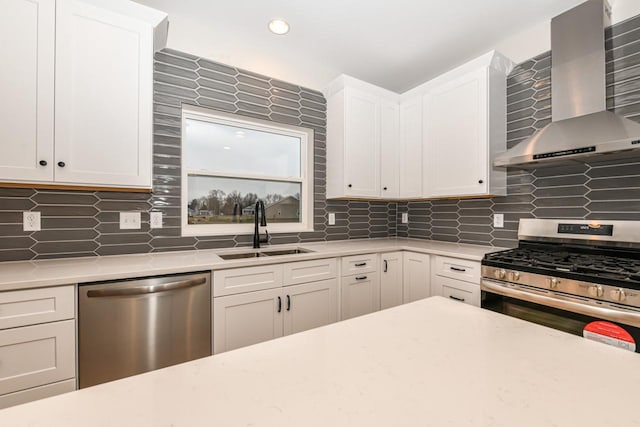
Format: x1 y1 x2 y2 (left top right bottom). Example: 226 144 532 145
268 19 290 35
223 146 231 150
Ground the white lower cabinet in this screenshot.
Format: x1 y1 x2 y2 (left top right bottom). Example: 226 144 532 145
213 288 284 354
403 252 431 303
380 252 404 309
341 272 380 320
0 285 76 409
283 279 338 336
212 252 479 353
213 261 339 354
431 256 482 307
0 320 75 396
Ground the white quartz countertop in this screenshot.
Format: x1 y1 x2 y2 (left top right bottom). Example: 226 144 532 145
1 297 639 426
0 238 502 291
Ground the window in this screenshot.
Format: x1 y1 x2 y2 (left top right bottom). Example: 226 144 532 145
181 106 314 236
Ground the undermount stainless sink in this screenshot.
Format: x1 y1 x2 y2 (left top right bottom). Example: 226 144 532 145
218 248 313 260
261 248 313 256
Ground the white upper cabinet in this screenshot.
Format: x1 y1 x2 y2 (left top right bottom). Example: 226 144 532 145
0 0 168 190
423 51 512 198
380 101 400 198
55 0 167 188
343 87 381 198
325 52 512 201
325 76 399 199
0 0 55 183
399 97 423 198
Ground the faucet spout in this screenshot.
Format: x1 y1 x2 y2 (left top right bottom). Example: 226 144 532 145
253 200 268 249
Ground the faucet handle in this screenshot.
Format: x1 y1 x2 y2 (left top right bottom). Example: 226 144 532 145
261 229 270 244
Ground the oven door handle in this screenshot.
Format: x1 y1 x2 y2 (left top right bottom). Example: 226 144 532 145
481 279 640 328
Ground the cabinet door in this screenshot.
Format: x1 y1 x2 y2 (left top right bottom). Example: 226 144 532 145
283 279 338 336
399 97 422 198
403 252 430 303
344 88 380 197
380 100 399 198
213 288 283 354
54 0 153 188
341 272 380 320
380 252 403 310
424 68 488 197
0 320 75 396
0 0 55 183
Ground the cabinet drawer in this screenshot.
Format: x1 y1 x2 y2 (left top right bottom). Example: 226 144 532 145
433 256 480 285
0 320 75 396
0 378 75 410
284 258 337 286
434 276 480 307
213 265 284 297
0 285 74 330
341 253 378 276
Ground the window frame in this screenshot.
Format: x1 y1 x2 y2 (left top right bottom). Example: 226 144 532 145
181 105 314 237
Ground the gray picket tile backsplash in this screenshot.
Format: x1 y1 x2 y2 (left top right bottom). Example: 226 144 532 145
3 15 640 261
0 49 396 261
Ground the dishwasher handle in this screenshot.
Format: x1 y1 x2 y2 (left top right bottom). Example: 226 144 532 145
86 277 207 298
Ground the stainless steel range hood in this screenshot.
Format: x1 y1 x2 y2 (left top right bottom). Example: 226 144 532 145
494 0 640 168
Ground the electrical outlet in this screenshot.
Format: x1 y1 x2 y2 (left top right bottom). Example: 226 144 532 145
120 212 141 230
328 213 336 226
401 212 409 224
493 213 504 228
23 211 41 231
150 212 163 229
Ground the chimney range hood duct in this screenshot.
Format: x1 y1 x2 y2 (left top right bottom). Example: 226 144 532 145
494 0 640 169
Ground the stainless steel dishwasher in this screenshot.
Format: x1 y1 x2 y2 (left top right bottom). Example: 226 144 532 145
78 272 211 388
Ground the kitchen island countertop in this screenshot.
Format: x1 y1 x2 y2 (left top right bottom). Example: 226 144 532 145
0 296 638 426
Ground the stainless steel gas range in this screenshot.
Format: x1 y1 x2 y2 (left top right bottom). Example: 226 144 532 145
481 219 640 352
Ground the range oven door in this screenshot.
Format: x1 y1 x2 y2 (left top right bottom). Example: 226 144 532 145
481 279 640 353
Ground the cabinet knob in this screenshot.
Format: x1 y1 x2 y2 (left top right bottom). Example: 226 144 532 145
383 187 388 191
478 179 484 184
39 160 47 166
348 184 352 188
57 161 66 168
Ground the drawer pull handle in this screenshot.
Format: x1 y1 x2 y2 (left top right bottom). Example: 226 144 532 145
277 296 282 313
355 276 368 281
449 295 465 302
286 295 291 311
355 262 367 267
384 260 388 272
450 267 466 272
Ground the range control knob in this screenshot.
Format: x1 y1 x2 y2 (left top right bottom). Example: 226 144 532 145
588 285 604 298
547 277 560 289
610 288 627 302
494 269 506 280
509 271 520 282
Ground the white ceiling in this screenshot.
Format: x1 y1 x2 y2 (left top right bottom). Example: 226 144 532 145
134 0 589 92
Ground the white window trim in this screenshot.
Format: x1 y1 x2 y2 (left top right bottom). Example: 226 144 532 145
181 105 314 237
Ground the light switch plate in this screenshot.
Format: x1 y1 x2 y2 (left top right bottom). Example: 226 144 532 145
493 213 504 228
401 212 409 224
120 212 141 230
150 212 163 229
23 211 41 231
328 213 336 226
